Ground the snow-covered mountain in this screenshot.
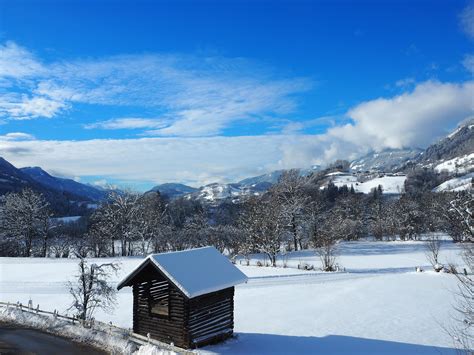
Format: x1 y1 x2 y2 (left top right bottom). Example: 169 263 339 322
237 170 286 186
150 183 198 199
21 167 106 201
421 120 474 166
238 165 321 186
150 166 322 203
350 148 422 172
149 121 473 201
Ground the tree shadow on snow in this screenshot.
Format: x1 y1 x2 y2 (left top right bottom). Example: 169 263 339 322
207 333 457 355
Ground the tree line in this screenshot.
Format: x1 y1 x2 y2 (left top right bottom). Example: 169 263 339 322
0 167 472 266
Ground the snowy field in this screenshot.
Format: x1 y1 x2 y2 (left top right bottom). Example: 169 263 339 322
331 173 406 194
0 240 467 354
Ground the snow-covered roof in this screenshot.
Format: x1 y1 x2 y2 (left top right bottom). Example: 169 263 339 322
117 246 248 298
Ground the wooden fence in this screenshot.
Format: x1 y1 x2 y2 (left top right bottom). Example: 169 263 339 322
0 300 195 354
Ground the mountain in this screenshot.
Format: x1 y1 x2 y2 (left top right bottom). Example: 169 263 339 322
0 157 104 214
21 166 106 201
238 166 321 186
350 148 422 172
150 183 198 199
421 120 474 164
146 122 473 202
0 157 110 215
0 157 40 195
237 170 286 186
181 166 323 204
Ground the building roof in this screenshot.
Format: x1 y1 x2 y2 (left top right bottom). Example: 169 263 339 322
117 246 248 298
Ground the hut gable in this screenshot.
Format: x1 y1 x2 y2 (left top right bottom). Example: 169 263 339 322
117 246 247 298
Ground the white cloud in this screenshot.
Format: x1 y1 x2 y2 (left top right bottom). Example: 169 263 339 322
460 2 474 39
332 80 474 150
0 132 35 141
0 95 67 119
0 41 46 79
84 118 168 130
0 136 321 186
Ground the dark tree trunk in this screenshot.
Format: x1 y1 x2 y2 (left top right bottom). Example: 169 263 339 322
291 216 298 251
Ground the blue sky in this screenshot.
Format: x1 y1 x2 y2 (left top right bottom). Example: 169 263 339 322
0 0 473 190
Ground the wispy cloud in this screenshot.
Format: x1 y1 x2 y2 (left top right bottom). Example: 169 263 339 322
460 1 474 39
463 54 474 75
0 41 46 79
0 132 35 141
84 118 168 130
395 77 416 88
0 41 310 135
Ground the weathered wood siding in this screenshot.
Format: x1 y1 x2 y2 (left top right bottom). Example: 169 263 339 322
130 262 235 349
132 264 189 348
186 287 234 348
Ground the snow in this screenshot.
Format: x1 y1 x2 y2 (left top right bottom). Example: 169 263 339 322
0 240 466 354
50 216 82 224
0 306 136 354
434 172 473 192
354 176 406 194
447 123 473 138
133 344 177 355
435 153 474 173
331 175 406 194
326 171 348 176
118 246 248 298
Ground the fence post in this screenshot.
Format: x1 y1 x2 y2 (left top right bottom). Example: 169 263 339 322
28 299 32 310
147 333 151 343
53 309 57 319
36 304 39 314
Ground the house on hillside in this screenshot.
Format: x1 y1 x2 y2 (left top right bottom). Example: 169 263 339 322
117 246 248 349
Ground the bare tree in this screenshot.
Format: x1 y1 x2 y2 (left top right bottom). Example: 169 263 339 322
0 188 52 257
271 170 309 251
68 255 119 321
50 235 72 258
237 194 284 267
425 236 442 271
445 191 473 243
311 210 340 271
449 244 473 353
130 191 166 255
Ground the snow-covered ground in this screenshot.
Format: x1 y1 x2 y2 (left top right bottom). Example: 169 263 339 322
0 240 467 354
434 172 473 192
331 174 406 194
435 152 474 174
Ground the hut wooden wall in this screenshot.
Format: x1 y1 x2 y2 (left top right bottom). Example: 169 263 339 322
130 262 235 349
186 287 234 348
132 264 189 348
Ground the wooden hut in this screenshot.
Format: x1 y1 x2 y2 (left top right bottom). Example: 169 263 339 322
117 246 247 349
